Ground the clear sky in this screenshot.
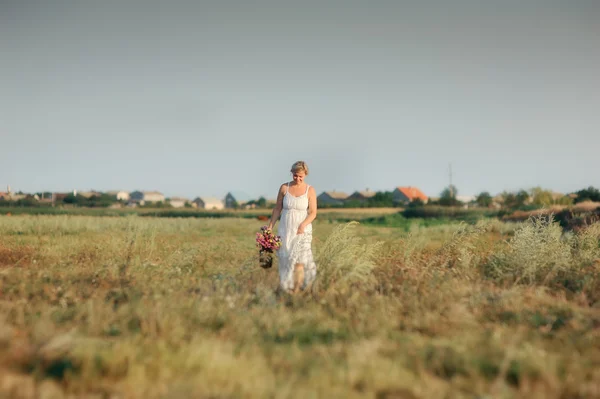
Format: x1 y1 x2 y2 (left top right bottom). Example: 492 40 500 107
1 1 599 200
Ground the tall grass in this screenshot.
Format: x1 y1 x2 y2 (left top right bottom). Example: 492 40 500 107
0 215 599 398
485 215 572 284
315 222 383 292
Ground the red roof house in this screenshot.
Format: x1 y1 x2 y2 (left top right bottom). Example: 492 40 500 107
393 186 428 204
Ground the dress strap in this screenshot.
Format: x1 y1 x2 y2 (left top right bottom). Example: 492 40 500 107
305 185 310 195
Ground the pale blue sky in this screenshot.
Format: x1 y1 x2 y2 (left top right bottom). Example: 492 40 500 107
1 1 599 199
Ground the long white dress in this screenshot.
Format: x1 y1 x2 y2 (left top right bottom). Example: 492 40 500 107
277 183 317 291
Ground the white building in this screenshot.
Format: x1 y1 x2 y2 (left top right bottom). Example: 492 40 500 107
129 191 165 205
456 195 476 204
193 197 225 210
107 191 130 201
456 195 477 209
168 197 188 208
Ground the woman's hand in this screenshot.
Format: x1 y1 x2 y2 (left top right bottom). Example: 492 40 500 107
297 224 306 235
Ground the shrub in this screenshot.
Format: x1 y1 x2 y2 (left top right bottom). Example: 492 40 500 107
573 223 600 265
432 220 492 274
484 215 572 285
483 215 600 300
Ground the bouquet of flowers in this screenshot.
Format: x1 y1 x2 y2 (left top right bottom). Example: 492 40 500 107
255 225 282 269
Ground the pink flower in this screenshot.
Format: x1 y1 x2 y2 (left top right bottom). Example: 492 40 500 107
256 227 282 252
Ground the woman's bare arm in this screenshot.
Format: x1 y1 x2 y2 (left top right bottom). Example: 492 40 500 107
267 184 286 230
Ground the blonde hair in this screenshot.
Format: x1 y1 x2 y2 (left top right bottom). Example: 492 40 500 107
290 161 309 175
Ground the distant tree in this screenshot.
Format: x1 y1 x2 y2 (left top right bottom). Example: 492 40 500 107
139 201 170 208
367 191 394 207
88 193 116 208
501 191 517 209
257 197 267 208
63 193 85 206
501 189 530 209
556 195 574 206
439 185 460 206
408 198 425 208
15 197 38 207
475 192 493 208
530 187 554 207
575 186 600 203
515 190 530 207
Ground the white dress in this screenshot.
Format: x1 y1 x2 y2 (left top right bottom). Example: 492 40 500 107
277 183 317 291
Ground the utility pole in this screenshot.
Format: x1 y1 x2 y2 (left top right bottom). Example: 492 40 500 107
448 163 454 198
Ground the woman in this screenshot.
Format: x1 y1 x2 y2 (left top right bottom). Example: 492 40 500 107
267 161 318 293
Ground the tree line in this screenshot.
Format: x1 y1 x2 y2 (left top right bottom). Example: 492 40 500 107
2 186 599 210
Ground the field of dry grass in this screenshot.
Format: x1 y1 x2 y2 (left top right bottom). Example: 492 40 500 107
0 215 599 398
0 206 403 224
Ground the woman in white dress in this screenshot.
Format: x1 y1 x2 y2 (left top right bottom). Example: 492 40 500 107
267 161 318 293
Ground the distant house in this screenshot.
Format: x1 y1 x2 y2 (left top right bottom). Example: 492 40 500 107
168 197 188 208
392 186 429 205
1 186 11 201
452 195 476 209
492 194 504 207
193 197 225 210
551 192 565 202
0 186 27 202
1 193 27 201
456 195 476 204
224 192 252 208
129 191 165 205
347 189 376 203
317 191 349 206
106 191 130 201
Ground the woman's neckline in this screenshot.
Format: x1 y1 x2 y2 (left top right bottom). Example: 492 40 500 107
286 183 308 198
